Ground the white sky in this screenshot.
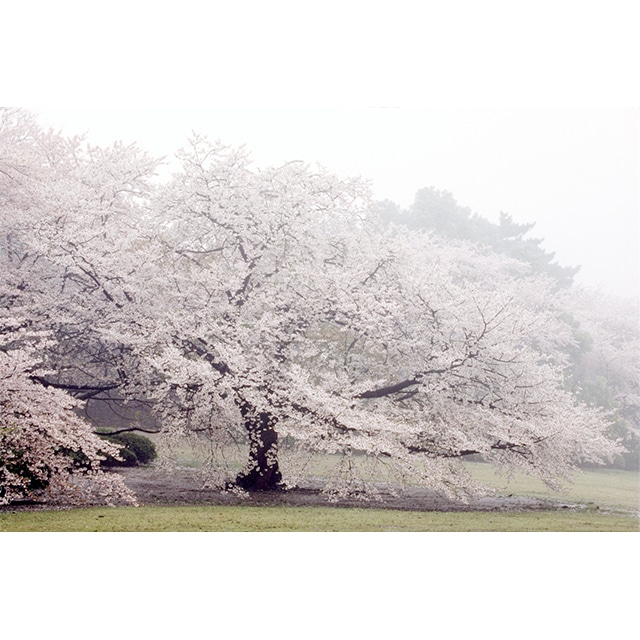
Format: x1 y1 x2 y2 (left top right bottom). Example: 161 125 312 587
34 107 639 299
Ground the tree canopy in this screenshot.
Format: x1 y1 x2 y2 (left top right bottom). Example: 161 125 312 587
380 186 580 288
0 108 627 504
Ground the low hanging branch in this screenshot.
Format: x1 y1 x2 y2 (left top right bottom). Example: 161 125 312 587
95 427 161 436
357 377 421 399
31 376 120 400
356 358 474 400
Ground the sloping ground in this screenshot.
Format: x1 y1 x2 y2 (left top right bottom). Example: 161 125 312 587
113 465 575 513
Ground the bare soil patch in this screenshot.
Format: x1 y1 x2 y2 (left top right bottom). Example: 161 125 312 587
112 465 576 513
1 465 582 513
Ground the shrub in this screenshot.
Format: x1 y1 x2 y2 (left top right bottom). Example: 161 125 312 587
99 432 157 467
0 446 51 503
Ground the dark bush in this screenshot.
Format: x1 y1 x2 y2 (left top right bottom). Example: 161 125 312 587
98 432 157 467
0 451 51 502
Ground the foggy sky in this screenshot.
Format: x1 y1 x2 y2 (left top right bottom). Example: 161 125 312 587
35 107 639 299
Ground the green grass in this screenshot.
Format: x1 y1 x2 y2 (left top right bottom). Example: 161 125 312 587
464 462 640 512
1 504 637 532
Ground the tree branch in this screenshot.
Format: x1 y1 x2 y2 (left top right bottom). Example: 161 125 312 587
96 427 161 436
31 376 120 400
357 377 420 399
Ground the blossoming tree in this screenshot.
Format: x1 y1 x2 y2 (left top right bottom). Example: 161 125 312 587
136 137 620 495
0 109 623 502
0 108 152 504
0 336 137 505
565 288 640 469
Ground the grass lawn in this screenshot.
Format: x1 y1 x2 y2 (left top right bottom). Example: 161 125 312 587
464 462 640 512
0 503 637 531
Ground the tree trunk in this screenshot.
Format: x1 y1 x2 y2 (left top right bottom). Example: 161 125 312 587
235 408 283 491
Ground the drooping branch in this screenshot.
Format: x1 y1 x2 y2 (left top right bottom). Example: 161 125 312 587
357 377 421 399
31 375 120 400
95 427 161 436
356 357 475 400
406 439 534 460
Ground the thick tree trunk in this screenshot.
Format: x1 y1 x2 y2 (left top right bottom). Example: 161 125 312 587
235 408 283 491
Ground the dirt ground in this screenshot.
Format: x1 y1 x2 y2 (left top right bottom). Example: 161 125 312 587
111 465 575 513
1 464 581 513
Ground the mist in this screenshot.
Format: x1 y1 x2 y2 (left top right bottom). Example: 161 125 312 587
34 107 639 300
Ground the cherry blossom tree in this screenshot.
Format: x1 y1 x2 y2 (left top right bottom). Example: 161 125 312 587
565 288 640 469
0 107 160 419
1 110 623 502
0 282 136 505
0 108 152 504
135 137 621 496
